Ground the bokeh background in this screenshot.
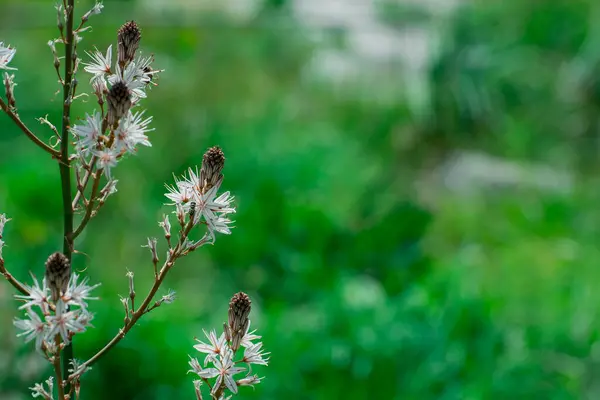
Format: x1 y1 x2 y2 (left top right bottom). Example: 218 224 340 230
2 0 600 398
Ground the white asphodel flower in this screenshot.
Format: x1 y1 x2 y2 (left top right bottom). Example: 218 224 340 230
92 147 119 178
64 273 101 310
194 329 227 366
108 54 159 102
194 349 245 395
14 308 48 351
14 276 50 311
83 45 113 80
165 168 235 240
72 111 103 153
242 342 270 366
0 42 16 70
113 110 154 153
46 300 93 345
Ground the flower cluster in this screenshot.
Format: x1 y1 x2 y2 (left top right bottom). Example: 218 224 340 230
0 42 16 70
165 146 236 243
73 20 161 178
189 292 269 400
13 252 99 353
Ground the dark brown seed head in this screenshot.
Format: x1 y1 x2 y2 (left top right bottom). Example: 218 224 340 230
228 292 251 352
106 81 131 127
200 146 225 193
117 20 141 67
45 252 71 302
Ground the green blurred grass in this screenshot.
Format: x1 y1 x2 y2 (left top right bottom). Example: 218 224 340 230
2 0 600 399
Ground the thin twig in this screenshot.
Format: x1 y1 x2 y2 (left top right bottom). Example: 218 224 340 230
0 97 61 159
72 156 97 210
71 170 102 240
0 258 30 296
68 222 195 381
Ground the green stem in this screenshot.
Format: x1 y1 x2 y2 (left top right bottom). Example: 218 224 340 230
60 0 76 390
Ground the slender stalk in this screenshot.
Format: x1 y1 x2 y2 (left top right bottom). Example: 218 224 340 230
0 97 61 159
68 223 195 381
53 336 66 400
72 156 97 209
0 259 30 296
60 0 76 389
72 171 102 239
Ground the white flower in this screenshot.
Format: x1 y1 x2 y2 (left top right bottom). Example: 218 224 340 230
46 300 93 344
108 54 158 103
242 342 269 366
194 329 227 366
0 42 16 70
113 110 153 153
0 238 4 258
83 45 112 80
160 289 176 304
240 321 261 348
14 276 50 312
14 308 48 351
165 177 194 206
211 349 246 395
72 111 103 152
165 168 235 240
64 273 100 310
92 147 119 178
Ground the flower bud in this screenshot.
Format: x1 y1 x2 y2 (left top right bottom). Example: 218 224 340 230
117 21 141 68
228 291 251 352
200 146 225 193
106 81 131 127
45 252 71 302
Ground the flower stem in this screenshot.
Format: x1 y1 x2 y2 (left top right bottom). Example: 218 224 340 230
60 0 76 390
72 170 102 239
53 336 66 400
0 97 61 159
0 258 30 296
68 222 195 381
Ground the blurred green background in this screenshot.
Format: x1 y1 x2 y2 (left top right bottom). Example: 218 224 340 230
2 0 600 398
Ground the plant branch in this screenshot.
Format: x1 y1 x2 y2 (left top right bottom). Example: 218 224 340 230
68 223 196 381
0 97 61 159
60 0 76 388
0 258 30 296
72 156 97 210
71 170 102 240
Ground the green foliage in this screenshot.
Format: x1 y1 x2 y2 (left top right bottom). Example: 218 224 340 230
2 0 600 398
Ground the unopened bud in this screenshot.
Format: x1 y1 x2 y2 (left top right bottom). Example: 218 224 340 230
228 291 251 352
45 252 71 302
4 72 16 108
159 214 171 239
106 81 131 127
200 146 225 193
81 2 104 23
237 375 262 387
143 237 158 264
117 21 141 68
126 270 135 299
